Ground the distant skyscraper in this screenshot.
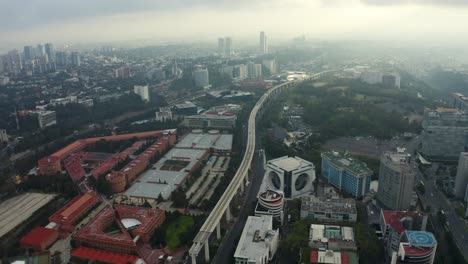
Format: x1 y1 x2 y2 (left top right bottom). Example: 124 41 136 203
234 64 248 80
45 43 55 62
36 44 45 57
23 45 34 61
56 51 70 66
193 68 209 88
224 37 232 57
260 31 269 54
218 38 225 55
171 58 178 76
377 151 415 211
71 52 81 66
6 50 23 74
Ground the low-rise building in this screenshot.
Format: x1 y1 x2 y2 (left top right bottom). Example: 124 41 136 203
234 215 279 264
393 231 437 264
155 107 173 122
301 196 357 223
172 102 198 116
309 224 356 251
184 114 236 130
310 250 350 264
37 110 57 128
255 190 284 223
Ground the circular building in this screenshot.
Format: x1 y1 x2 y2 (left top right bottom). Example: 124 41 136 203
106 172 127 193
255 190 284 222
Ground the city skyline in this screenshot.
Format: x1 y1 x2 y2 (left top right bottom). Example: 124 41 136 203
1 0 468 51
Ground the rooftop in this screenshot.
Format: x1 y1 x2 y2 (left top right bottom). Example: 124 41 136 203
176 132 233 151
234 215 277 262
71 247 139 264
49 192 100 225
0 193 56 238
174 102 197 109
20 227 58 249
124 148 208 199
381 210 421 234
321 151 373 177
310 250 349 264
301 196 357 215
268 156 314 172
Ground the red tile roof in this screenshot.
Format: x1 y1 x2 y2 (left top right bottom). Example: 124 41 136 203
20 227 58 249
382 210 419 234
71 247 139 264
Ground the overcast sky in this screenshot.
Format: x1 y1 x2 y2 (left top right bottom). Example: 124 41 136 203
1 0 468 49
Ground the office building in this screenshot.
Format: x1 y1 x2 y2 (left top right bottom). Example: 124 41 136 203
0 129 8 142
225 37 232 57
6 50 23 74
247 62 262 79
218 38 225 54
184 114 236 130
220 65 234 78
393 231 437 264
234 64 248 80
455 152 468 198
262 59 278 75
309 224 356 251
234 215 279 264
36 44 45 57
172 102 198 116
321 151 372 198
255 190 284 223
37 110 57 128
301 196 357 222
260 31 269 54
171 58 178 76
56 51 70 66
71 52 81 66
421 108 468 161
379 210 428 258
133 85 150 102
382 74 401 89
23 45 35 61
193 68 209 87
45 43 55 62
377 151 415 211
262 156 315 199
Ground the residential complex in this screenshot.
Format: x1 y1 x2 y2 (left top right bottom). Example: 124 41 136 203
234 215 279 264
37 110 57 128
377 151 415 211
321 151 372 198
261 156 316 199
301 196 357 223
421 107 468 161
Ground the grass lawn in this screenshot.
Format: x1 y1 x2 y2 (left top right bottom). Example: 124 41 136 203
165 215 194 250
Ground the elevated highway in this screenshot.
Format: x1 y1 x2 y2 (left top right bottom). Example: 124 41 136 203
189 70 333 263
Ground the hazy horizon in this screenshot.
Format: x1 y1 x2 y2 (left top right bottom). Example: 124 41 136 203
1 0 468 51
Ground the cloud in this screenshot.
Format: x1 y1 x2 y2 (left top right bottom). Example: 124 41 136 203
360 0 468 6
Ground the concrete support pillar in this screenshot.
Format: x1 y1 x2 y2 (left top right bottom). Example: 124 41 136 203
216 222 221 239
226 205 232 222
191 254 197 264
204 242 210 263
240 179 244 193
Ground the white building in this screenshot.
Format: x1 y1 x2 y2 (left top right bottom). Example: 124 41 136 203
134 85 150 102
234 64 248 80
0 129 8 142
255 190 285 223
37 110 57 128
193 69 209 88
234 215 279 264
155 107 173 122
262 156 315 199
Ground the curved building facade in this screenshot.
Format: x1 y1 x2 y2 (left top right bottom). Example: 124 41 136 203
255 190 284 222
263 156 315 199
396 231 437 264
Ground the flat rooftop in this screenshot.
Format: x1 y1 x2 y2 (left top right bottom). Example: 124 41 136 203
176 133 233 151
268 156 314 172
301 196 357 215
124 148 208 200
234 215 277 262
0 193 56 238
321 151 373 177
